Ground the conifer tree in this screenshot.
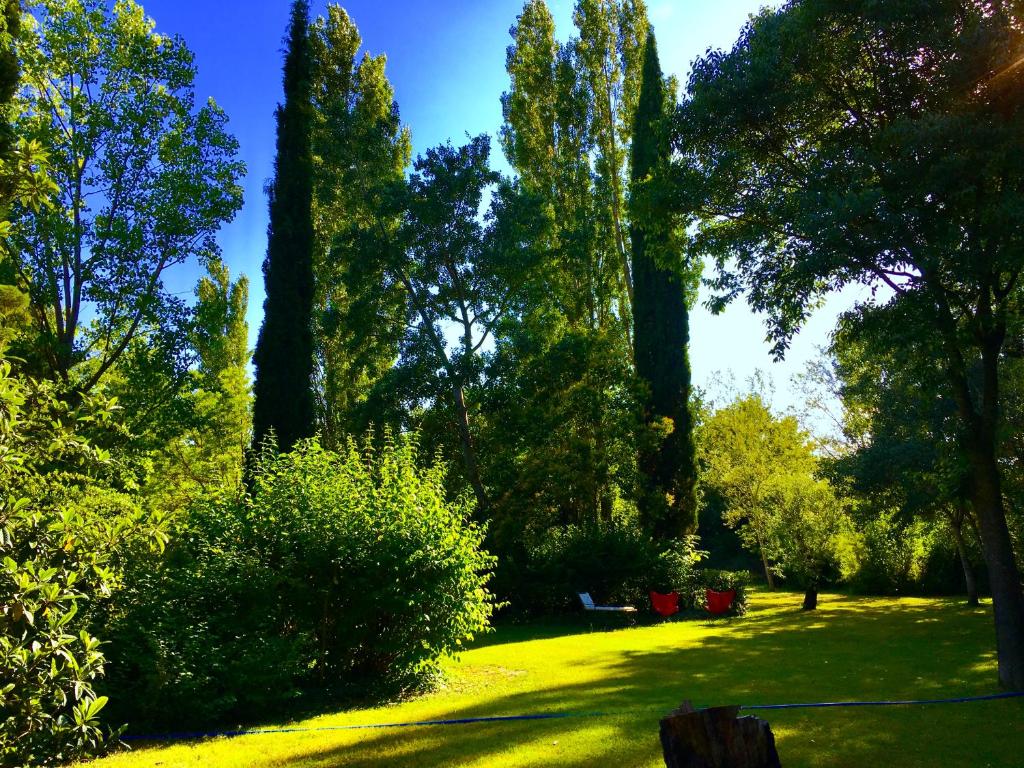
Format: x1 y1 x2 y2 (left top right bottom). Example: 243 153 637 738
252 0 316 452
630 31 697 538
0 0 20 166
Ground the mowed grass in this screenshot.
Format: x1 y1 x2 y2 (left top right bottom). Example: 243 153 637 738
81 591 1024 768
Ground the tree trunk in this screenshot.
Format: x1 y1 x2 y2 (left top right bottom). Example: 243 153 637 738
949 507 980 607
935 299 1024 689
802 585 818 611
452 382 488 514
660 703 782 768
760 548 775 590
967 441 1024 688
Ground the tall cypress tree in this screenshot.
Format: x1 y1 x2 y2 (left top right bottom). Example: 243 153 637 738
0 1 20 161
630 30 697 538
252 0 316 452
0 0 21 210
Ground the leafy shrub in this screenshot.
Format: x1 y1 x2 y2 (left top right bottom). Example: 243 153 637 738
915 524 987 597
498 524 705 614
249 435 496 689
652 539 709 604
0 364 167 766
101 491 303 728
104 433 496 729
848 512 926 595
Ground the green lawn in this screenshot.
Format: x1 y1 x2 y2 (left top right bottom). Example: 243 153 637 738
82 591 1024 767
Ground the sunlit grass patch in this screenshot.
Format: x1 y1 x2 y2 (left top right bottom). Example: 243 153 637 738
79 590 1024 768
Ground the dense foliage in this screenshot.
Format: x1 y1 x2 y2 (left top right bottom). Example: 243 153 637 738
5 0 1024 761
101 434 495 729
700 394 858 607
309 5 410 447
0 363 167 765
10 0 244 390
340 135 508 513
478 0 649 543
826 313 987 604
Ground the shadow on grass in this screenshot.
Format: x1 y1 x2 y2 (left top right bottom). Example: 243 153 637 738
469 611 662 649
232 595 1020 768
472 591 985 649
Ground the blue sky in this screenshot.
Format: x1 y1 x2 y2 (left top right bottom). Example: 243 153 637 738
141 0 858 418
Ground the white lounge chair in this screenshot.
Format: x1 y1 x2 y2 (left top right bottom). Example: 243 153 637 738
578 592 637 613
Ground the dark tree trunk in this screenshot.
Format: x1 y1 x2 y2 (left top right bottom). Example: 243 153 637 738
802 585 818 611
936 297 1024 689
967 439 1024 688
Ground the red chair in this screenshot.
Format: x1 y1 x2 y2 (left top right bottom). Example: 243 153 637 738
650 590 680 617
706 588 736 615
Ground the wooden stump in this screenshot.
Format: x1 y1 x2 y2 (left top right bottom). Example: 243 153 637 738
659 701 782 768
802 587 819 611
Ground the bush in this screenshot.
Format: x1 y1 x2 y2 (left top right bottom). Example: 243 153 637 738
101 492 303 728
103 433 496 729
915 524 987 597
653 540 710 605
840 516 984 599
496 524 706 614
848 512 926 595
0 364 167 766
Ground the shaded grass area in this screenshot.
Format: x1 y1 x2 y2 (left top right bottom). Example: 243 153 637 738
80 591 1024 767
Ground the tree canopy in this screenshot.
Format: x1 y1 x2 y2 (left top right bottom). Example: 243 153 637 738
8 1 1024 758
10 0 244 390
673 0 1024 687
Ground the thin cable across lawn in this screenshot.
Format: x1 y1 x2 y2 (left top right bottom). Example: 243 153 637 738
121 690 1024 742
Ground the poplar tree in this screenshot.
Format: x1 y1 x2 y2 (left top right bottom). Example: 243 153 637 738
491 0 634 532
194 260 252 487
500 0 558 199
574 0 648 323
630 31 697 538
252 0 316 452
309 6 410 446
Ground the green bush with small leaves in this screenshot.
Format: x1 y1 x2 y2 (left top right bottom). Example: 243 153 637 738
104 432 496 729
849 512 927 595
